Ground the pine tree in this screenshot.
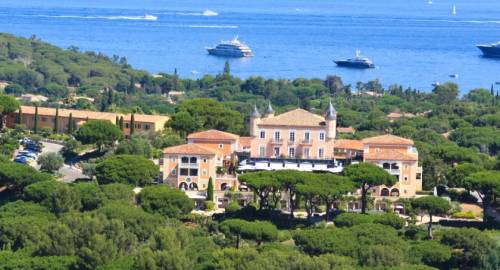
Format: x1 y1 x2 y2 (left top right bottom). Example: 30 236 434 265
33 105 39 134
207 177 214 201
130 113 135 135
68 113 74 134
171 68 180 91
119 116 124 131
16 106 22 125
115 116 119 126
107 89 114 106
223 61 230 75
53 107 59 133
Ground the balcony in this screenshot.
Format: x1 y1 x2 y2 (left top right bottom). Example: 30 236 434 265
180 163 199 168
270 139 283 145
300 139 313 145
287 140 296 145
388 169 400 175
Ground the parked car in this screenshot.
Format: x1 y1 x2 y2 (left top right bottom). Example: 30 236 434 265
14 156 30 164
18 150 38 159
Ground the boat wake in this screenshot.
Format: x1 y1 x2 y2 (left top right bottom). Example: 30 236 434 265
31 14 158 21
177 9 219 17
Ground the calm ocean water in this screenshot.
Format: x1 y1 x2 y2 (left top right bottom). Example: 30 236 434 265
1 0 500 92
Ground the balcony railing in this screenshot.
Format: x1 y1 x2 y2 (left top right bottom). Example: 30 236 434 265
271 139 283 144
180 163 199 168
301 139 313 145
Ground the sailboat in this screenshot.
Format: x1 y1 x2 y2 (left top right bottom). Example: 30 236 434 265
452 5 457 15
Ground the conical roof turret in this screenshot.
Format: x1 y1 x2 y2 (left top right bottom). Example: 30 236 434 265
251 104 261 118
266 102 274 115
325 99 337 120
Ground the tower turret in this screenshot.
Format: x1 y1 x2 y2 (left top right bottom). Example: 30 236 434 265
250 105 261 137
325 100 337 140
266 102 274 118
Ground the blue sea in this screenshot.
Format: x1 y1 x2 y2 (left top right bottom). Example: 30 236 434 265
1 0 500 93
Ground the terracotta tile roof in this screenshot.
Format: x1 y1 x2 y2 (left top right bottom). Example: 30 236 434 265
334 139 364 150
337 126 355 134
364 151 418 161
163 144 218 156
19 106 169 124
239 136 252 149
362 134 414 146
259 108 326 127
187 129 239 141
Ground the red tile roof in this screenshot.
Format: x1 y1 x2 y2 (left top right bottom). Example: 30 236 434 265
364 151 417 161
362 134 414 146
163 144 218 156
187 129 239 141
334 139 364 150
259 109 326 127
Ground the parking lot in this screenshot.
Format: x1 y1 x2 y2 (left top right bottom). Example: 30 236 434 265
16 138 86 183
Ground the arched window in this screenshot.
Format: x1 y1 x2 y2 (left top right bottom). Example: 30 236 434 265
390 188 400 197
220 183 228 191
383 163 390 169
179 182 188 191
181 157 189 164
189 182 198 191
391 163 399 170
380 188 390 196
190 157 197 164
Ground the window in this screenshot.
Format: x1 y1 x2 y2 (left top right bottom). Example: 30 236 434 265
203 169 207 176
172 168 177 175
303 148 310 158
274 131 281 141
144 124 150 130
159 158 164 165
304 132 310 142
260 130 266 139
180 168 189 176
404 163 408 169
203 158 207 163
125 123 130 128
190 157 197 164
41 117 47 122
135 124 141 129
416 173 422 180
319 132 325 141
219 144 224 149
189 169 198 176
404 176 408 182
171 157 176 163
259 146 266 157
181 157 189 164
318 148 324 158
289 131 295 142
289 147 295 158
273 147 280 157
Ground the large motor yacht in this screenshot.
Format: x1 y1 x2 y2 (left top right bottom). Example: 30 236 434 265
477 42 500 58
207 36 253 57
334 50 375 69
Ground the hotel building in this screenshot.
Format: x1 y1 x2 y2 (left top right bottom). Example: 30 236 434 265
6 105 169 135
161 102 423 201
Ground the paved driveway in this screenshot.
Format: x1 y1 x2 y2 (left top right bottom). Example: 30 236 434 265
34 141 86 183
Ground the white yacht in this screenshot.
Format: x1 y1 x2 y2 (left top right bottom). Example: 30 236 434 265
207 36 253 57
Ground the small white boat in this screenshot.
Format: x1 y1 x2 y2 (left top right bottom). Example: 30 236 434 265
452 5 457 15
449 74 459 78
203 9 218 16
144 14 158 21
